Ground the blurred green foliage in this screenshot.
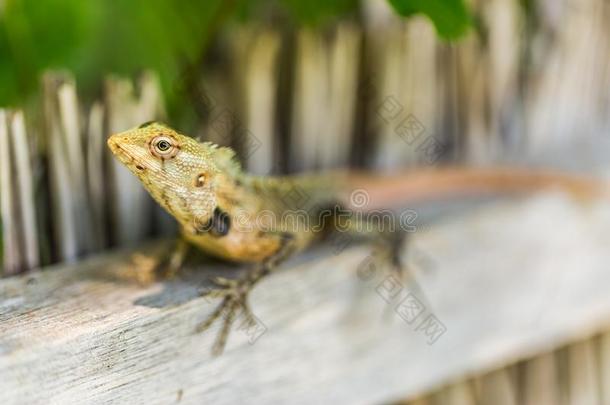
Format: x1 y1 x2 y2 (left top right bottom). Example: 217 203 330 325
0 0 94 104
279 0 361 25
387 0 471 38
0 0 470 108
0 0 225 106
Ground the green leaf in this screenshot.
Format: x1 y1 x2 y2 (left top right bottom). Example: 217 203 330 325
387 0 471 39
280 0 360 25
0 0 95 104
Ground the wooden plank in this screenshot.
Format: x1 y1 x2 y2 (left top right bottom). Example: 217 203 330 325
3 194 610 404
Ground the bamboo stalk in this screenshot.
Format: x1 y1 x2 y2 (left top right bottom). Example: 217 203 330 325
44 75 81 263
86 102 107 251
57 79 94 255
243 29 280 174
521 352 560 405
484 0 521 152
0 110 20 274
599 333 610 405
475 368 518 405
9 112 39 270
436 381 477 405
105 75 162 246
567 339 601 405
323 23 360 168
291 28 328 170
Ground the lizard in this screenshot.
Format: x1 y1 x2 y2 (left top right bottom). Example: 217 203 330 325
107 122 607 355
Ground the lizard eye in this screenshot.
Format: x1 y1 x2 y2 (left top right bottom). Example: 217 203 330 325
157 140 171 151
151 136 178 158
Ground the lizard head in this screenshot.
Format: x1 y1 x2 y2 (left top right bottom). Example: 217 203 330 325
107 122 239 233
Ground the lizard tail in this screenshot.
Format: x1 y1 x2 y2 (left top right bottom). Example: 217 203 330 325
343 167 609 210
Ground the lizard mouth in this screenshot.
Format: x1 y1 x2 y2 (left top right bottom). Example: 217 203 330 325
108 136 138 166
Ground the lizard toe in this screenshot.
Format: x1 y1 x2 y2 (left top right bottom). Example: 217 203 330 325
195 279 256 356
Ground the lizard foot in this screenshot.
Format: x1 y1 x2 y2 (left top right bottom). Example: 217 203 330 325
372 231 433 317
194 234 293 356
388 232 408 278
374 231 409 280
196 275 259 356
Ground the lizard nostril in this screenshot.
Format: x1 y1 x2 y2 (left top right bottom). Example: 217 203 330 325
135 165 145 171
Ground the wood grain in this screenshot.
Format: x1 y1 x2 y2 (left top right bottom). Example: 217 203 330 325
2 194 610 404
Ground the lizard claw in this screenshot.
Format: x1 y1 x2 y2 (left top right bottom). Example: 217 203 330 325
194 236 292 356
196 277 258 356
210 276 239 288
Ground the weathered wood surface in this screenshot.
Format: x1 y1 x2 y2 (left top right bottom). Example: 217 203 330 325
2 193 610 405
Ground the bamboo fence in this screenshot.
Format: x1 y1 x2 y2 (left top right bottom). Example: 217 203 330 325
2 0 608 276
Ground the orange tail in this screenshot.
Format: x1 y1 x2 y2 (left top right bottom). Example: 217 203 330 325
344 167 608 210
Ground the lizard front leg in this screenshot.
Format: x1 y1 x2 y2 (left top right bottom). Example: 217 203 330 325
336 212 431 313
339 210 436 315
337 210 411 278
196 233 295 356
152 238 191 279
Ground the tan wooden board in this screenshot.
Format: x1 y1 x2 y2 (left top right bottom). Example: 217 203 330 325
2 193 610 404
